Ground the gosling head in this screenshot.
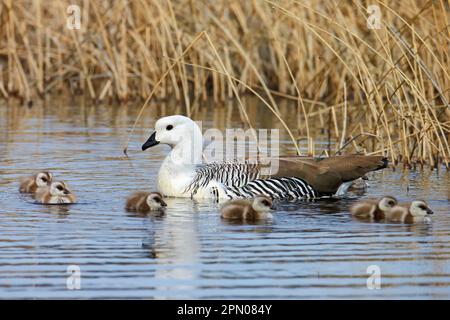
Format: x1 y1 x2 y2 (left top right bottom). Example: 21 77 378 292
35 172 53 188
378 196 398 211
142 115 202 150
252 195 273 213
49 181 72 197
146 192 167 210
410 200 433 217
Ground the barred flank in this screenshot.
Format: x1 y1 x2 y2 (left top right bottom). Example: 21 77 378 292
224 177 318 200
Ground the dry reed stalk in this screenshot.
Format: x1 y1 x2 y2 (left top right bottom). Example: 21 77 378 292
167 58 302 155
123 31 206 154
0 0 449 166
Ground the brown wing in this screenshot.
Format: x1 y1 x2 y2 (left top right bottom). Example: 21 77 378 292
315 155 388 182
261 155 387 195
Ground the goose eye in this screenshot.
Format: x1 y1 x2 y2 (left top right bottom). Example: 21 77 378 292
166 125 173 131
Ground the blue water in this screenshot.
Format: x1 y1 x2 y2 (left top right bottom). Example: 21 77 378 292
0 101 449 299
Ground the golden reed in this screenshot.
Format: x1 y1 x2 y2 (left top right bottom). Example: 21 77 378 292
0 0 449 167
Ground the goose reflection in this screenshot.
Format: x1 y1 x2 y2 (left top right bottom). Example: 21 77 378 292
43 204 72 217
279 197 348 214
143 197 201 298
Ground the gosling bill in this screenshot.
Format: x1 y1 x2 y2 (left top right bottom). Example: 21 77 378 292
220 195 273 221
36 181 77 204
19 171 53 193
125 192 167 212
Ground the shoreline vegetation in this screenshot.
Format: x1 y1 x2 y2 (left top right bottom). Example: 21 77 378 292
0 0 449 167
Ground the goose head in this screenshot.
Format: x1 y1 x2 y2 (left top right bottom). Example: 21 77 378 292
377 196 397 211
142 115 202 149
49 181 72 197
252 195 273 213
410 200 433 216
147 192 167 210
142 115 203 165
35 172 53 188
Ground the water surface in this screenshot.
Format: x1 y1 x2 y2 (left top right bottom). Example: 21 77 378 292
1 99 450 299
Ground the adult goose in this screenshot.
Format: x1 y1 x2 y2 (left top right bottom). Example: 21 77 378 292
142 115 388 200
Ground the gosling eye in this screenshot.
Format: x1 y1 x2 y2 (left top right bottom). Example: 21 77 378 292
41 178 48 183
262 200 270 206
56 185 63 191
166 125 173 131
154 198 160 203
418 205 427 210
388 201 395 206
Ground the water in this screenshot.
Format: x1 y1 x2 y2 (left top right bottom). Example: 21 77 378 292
1 99 450 299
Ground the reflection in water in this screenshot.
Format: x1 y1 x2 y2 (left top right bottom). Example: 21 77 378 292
151 198 200 297
0 100 450 299
278 197 351 215
220 219 274 228
44 205 72 217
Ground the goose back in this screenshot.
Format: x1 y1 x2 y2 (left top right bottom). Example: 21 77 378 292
184 155 387 199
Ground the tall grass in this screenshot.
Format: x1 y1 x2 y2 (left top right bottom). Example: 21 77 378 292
0 0 449 167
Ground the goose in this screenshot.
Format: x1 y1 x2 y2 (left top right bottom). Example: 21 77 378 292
36 181 77 204
141 115 388 200
19 171 53 193
384 200 433 223
125 191 167 212
221 195 273 220
350 196 397 219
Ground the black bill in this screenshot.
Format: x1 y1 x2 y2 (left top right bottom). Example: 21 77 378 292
142 132 159 150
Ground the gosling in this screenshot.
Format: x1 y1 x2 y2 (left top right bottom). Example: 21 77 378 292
220 195 273 221
19 171 53 193
36 181 77 204
350 196 397 220
125 192 167 212
384 200 433 223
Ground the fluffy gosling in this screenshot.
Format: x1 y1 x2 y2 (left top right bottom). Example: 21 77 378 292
125 192 167 212
221 195 273 221
19 171 53 193
350 196 397 220
36 181 77 204
384 200 433 223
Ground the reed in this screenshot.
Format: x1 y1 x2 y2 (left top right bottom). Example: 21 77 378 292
0 0 449 167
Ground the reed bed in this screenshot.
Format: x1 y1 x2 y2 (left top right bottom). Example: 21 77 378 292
0 0 449 167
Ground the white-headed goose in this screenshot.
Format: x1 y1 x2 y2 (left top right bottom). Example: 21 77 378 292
19 171 53 193
350 196 398 220
221 195 273 221
384 200 434 223
36 181 77 204
125 192 167 212
141 115 388 200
